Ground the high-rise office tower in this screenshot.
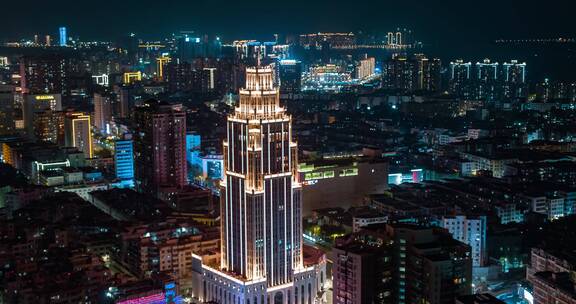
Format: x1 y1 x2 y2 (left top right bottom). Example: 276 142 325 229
279 59 302 94
221 64 302 283
0 85 15 135
59 27 67 46
192 65 321 304
133 100 187 193
93 92 112 133
64 112 93 158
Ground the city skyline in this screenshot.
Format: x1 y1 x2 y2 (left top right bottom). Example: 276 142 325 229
2 3 576 303
2 0 575 44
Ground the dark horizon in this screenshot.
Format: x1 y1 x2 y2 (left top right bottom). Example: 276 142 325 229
3 0 576 44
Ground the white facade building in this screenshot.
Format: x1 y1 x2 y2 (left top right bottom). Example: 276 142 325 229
441 215 487 267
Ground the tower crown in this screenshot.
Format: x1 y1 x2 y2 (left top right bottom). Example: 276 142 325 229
244 66 275 91
236 64 282 120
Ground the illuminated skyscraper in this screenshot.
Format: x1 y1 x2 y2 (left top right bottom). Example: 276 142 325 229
383 55 415 91
382 54 441 92
475 59 499 101
203 67 217 91
59 27 67 46
503 60 527 99
64 112 93 158
355 56 376 80
156 56 171 80
449 60 473 98
386 30 407 47
417 55 442 92
192 65 322 304
123 71 142 84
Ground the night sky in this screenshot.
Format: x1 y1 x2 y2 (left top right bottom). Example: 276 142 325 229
3 0 575 43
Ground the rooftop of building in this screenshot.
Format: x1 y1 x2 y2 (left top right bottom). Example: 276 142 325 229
456 293 505 304
369 194 422 211
303 244 325 266
528 215 576 265
89 188 172 221
507 160 576 169
299 155 387 170
10 142 68 163
533 272 576 297
333 240 387 256
349 206 387 219
135 99 184 113
463 149 571 162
